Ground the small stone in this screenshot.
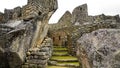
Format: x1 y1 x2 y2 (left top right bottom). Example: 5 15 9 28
26 52 31 56
43 40 47 43
22 65 29 68
34 55 39 59
37 64 42 68
29 64 37 68
24 63 29 65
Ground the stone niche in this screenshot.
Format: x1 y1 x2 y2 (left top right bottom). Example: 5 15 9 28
0 0 58 68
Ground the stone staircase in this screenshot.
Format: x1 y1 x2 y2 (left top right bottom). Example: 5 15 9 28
48 46 80 68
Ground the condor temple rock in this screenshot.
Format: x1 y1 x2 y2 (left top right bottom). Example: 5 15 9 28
0 0 120 68
0 0 57 68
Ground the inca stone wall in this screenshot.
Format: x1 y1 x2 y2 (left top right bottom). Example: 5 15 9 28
48 11 72 47
3 7 22 22
12 7 22 20
88 14 120 24
50 22 119 56
71 4 120 26
49 3 120 57
0 0 58 22
49 30 67 46
22 38 53 68
0 12 4 22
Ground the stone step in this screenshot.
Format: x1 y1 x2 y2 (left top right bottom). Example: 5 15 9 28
53 51 69 56
57 62 79 66
53 48 68 52
53 47 68 51
50 61 79 67
47 65 79 68
53 54 69 56
47 66 70 68
50 56 78 62
49 46 80 68
54 50 68 52
53 46 66 48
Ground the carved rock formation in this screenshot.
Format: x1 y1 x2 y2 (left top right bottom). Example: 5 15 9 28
58 11 72 25
22 0 58 47
49 11 72 31
77 29 120 68
0 0 58 68
72 4 88 25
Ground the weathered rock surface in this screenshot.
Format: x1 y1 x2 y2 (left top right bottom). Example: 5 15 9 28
72 4 88 25
0 20 33 68
0 0 58 68
22 0 58 20
58 11 72 25
49 11 72 31
58 22 118 56
88 14 120 24
77 29 120 68
22 0 58 47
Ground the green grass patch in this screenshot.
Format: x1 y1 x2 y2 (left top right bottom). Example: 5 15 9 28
53 51 68 55
47 66 69 68
51 56 78 61
57 62 79 66
53 48 68 51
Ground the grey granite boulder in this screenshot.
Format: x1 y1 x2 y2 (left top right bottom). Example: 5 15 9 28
77 29 120 68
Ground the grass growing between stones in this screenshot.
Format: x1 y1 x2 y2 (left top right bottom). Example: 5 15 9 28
53 51 68 56
48 46 80 68
51 56 78 61
47 66 69 68
57 62 79 66
53 47 68 51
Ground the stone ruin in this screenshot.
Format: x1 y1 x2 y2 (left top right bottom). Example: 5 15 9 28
0 0 58 68
0 0 120 68
48 3 120 68
49 3 120 55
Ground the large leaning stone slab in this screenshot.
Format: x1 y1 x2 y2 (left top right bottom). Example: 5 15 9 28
77 29 120 68
72 4 88 25
0 0 58 68
22 0 58 47
57 11 72 26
